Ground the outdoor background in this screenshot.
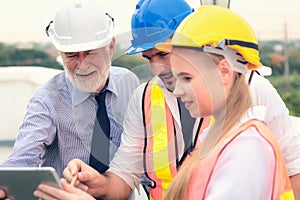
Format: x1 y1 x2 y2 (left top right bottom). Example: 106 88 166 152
0 0 300 118
0 0 300 174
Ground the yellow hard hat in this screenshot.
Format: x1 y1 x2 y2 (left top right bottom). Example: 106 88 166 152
156 5 262 70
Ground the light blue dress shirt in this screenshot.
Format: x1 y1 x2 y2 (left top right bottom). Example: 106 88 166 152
0 66 139 177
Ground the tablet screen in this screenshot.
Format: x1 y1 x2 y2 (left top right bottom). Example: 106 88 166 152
0 167 61 200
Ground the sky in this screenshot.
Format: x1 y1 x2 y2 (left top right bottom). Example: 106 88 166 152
1 0 300 44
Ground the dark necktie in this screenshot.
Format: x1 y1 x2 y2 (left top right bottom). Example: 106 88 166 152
89 91 110 173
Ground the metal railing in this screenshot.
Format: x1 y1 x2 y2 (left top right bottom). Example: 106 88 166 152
0 140 15 147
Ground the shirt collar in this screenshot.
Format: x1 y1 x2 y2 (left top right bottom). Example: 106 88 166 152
105 72 118 97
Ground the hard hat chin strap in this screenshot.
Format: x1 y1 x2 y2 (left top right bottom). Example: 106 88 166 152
218 39 259 51
45 21 53 37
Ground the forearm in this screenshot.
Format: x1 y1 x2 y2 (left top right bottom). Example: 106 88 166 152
95 172 131 200
290 174 300 200
0 98 56 167
0 134 44 167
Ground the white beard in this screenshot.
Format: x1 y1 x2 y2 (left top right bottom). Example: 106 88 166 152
65 65 110 93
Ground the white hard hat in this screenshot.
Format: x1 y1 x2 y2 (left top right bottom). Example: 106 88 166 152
46 0 114 52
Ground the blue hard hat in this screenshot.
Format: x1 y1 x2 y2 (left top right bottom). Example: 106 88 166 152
126 0 193 55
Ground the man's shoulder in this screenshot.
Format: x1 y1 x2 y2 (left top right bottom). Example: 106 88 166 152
249 73 274 89
110 66 133 75
40 71 66 88
35 72 68 96
249 73 279 99
110 66 140 87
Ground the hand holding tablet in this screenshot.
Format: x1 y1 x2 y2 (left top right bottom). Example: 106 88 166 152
0 167 61 200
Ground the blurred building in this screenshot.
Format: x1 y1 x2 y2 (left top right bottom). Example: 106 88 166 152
0 66 62 162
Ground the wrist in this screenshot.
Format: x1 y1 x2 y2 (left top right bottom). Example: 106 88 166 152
93 173 110 199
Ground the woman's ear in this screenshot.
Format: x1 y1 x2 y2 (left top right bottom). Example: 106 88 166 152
217 58 234 84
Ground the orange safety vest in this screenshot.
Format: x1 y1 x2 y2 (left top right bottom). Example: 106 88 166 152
141 77 210 200
185 120 294 200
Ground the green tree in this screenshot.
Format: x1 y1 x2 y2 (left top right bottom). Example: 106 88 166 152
267 73 300 116
0 42 62 69
112 44 152 82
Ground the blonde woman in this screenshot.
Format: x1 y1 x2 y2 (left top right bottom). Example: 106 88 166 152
157 6 294 200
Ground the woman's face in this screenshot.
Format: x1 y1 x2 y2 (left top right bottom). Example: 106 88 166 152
171 47 228 118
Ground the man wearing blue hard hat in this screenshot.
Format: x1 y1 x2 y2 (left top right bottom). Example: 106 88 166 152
113 0 210 199
106 0 210 199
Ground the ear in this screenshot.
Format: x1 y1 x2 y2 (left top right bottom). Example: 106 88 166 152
217 58 234 84
109 37 115 58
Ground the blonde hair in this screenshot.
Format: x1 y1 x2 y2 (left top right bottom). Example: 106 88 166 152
165 53 252 200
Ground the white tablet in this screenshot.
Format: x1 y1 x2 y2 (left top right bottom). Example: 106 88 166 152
0 167 62 200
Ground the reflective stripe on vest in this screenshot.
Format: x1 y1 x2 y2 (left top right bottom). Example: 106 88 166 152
142 77 177 200
185 120 294 200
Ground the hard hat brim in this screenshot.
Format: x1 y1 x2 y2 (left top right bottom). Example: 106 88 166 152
155 42 180 53
125 43 154 55
53 37 112 52
126 30 174 55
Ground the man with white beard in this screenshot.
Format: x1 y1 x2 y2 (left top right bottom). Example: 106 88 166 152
0 0 139 179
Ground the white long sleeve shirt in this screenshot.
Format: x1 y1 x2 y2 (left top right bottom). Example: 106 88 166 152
249 72 300 176
109 79 186 189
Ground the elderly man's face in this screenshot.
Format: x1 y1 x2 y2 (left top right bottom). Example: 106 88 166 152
60 40 114 93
